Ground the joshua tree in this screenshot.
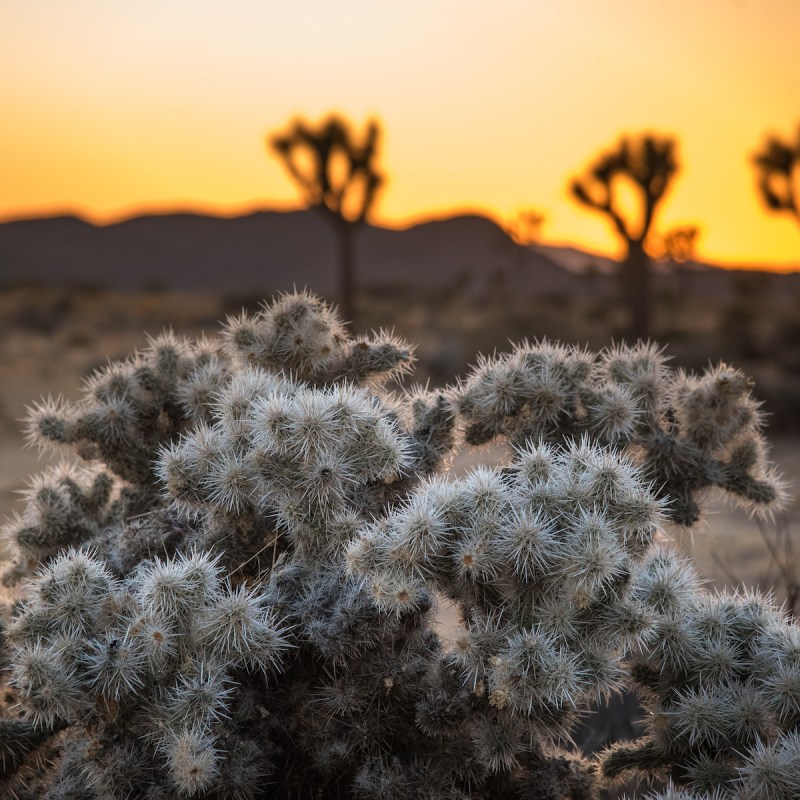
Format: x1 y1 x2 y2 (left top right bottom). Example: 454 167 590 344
570 133 678 340
653 226 700 265
753 125 800 226
269 115 384 324
509 209 546 246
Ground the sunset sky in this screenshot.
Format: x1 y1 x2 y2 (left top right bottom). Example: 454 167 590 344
2 0 800 268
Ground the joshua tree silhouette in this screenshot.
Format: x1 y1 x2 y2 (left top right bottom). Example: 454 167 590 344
570 133 678 339
654 225 700 264
509 209 546 246
269 114 384 324
753 125 800 227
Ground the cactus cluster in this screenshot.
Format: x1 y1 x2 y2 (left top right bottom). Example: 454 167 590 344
605 550 800 798
454 340 784 525
7 547 290 797
0 291 795 799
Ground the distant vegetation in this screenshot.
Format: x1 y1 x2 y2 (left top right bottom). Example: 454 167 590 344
508 209 546 246
651 226 700 265
753 123 800 228
262 111 800 343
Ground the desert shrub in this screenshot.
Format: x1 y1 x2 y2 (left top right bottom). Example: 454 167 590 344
0 290 794 799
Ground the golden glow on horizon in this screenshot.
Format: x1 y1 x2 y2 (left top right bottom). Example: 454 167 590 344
2 0 800 268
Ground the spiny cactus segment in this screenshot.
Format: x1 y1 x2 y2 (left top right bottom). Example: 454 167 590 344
454 339 785 525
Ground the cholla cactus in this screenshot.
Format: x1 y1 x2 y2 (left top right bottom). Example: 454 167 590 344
603 549 800 799
345 439 662 795
454 340 785 525
7 463 115 562
0 291 794 800
6 547 291 796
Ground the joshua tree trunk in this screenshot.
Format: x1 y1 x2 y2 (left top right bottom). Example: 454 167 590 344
621 239 650 340
315 209 356 326
336 215 355 326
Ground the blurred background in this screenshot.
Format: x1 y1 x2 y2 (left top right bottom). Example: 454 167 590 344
1 0 799 604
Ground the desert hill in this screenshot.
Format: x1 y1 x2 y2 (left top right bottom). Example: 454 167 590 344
2 209 799 307
0 209 575 296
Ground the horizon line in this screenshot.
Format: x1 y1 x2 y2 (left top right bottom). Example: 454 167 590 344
2 201 799 274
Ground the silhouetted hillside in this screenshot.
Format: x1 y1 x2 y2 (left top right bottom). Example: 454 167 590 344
3 209 799 312
0 210 577 296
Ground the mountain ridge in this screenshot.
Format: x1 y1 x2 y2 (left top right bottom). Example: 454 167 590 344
1 209 797 297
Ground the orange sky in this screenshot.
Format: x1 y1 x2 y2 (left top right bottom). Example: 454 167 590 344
2 0 800 268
